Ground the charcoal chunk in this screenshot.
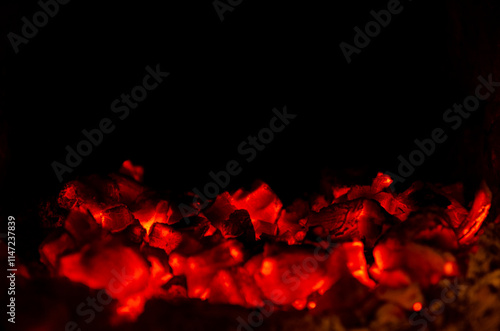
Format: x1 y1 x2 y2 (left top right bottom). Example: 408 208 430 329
221 209 256 245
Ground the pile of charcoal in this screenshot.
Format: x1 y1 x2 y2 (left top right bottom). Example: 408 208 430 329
36 160 497 330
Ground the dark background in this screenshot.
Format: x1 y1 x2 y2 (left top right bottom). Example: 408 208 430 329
0 0 477 216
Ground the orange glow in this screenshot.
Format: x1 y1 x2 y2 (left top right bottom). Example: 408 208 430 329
312 279 325 291
120 160 144 182
292 299 306 310
149 257 164 278
307 301 317 309
230 248 241 260
444 262 454 276
189 262 196 270
161 274 173 282
413 302 422 311
344 243 376 288
204 224 217 236
372 172 393 191
230 181 283 236
200 289 210 300
261 259 274 276
117 306 131 314
459 181 491 244
133 201 171 236
352 269 375 288
373 248 384 270
148 255 173 283
370 265 381 277
168 254 185 275
141 216 157 234
171 257 180 268
117 296 143 318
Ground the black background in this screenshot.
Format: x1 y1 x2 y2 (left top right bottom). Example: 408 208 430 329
1 0 475 215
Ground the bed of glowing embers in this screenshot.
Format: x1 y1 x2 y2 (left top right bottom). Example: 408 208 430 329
37 161 497 330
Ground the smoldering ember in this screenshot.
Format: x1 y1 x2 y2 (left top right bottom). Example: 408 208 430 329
5 159 492 330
